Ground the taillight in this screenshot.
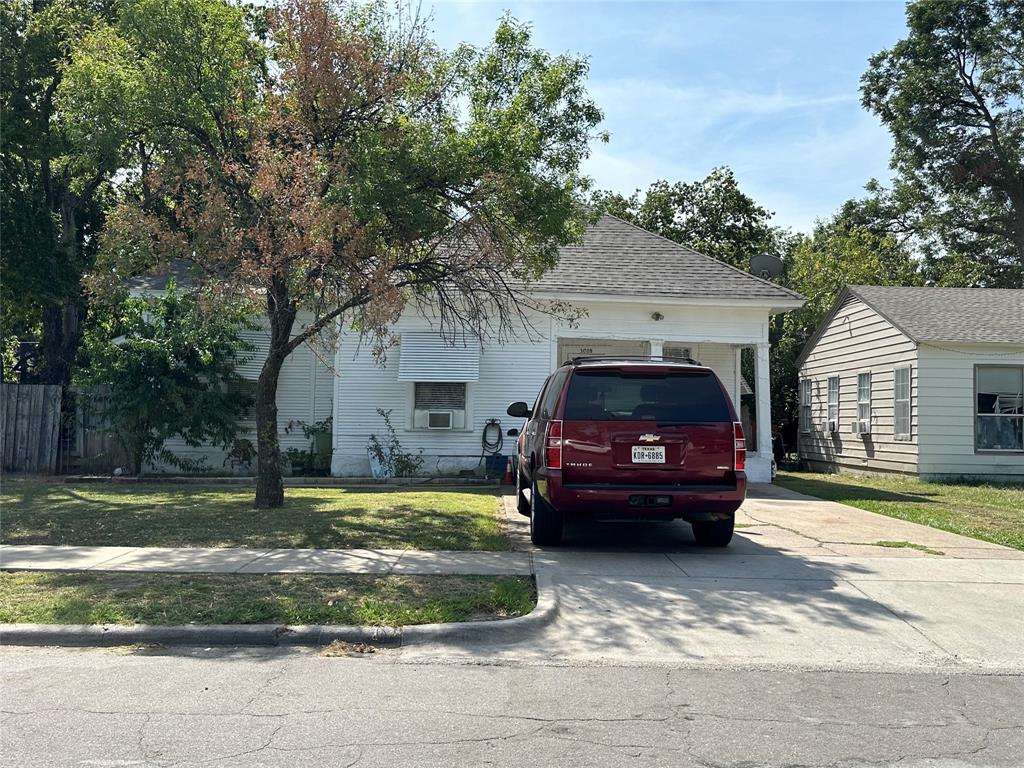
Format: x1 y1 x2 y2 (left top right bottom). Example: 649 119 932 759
733 421 746 472
545 420 563 469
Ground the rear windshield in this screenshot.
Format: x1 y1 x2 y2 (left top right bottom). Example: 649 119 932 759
563 370 732 423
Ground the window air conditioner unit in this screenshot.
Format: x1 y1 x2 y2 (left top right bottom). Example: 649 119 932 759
828 419 838 433
852 419 870 435
414 409 465 430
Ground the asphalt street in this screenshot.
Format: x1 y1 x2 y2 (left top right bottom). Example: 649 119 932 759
3 645 1023 767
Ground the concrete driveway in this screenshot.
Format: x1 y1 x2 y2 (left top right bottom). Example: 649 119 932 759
400 484 1024 672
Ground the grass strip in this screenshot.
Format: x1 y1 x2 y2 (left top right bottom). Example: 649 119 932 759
0 481 509 551
0 572 535 626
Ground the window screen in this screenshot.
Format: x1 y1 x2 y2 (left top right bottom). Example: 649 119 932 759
857 372 872 430
894 367 911 439
976 366 1023 451
800 379 812 433
563 370 731 422
827 376 839 428
414 382 466 410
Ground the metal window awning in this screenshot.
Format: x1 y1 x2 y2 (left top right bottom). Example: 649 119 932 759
397 332 482 382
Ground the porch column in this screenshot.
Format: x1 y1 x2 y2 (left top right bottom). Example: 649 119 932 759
755 342 771 459
649 339 664 359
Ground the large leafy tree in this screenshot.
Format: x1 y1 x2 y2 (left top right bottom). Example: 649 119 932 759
63 0 603 507
591 167 784 269
862 0 1024 287
0 0 114 384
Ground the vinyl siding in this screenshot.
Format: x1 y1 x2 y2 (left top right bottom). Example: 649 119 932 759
798 295 920 474
917 343 1024 480
150 311 334 473
332 300 770 477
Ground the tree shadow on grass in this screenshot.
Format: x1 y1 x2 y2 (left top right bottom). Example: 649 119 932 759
779 475 939 505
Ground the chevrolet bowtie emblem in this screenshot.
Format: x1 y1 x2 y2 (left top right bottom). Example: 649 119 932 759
638 434 661 442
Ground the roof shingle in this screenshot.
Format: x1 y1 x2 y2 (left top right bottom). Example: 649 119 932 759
849 285 1024 345
535 214 803 303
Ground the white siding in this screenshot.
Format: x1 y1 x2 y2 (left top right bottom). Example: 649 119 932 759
798 295 920 474
150 311 334 473
917 343 1024 480
332 300 772 479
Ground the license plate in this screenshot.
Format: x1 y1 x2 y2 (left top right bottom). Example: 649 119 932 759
631 446 666 464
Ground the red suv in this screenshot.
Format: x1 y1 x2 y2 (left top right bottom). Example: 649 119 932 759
507 356 747 547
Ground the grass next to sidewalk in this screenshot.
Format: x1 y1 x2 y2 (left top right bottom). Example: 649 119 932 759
0 572 535 626
0 480 508 551
776 471 1024 551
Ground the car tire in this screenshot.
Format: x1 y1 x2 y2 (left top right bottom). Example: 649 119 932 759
530 476 563 546
516 464 531 518
691 517 734 547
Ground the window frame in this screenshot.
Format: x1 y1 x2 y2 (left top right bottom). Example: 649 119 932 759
974 364 1024 454
893 365 912 441
799 378 812 433
856 371 872 435
408 381 472 431
826 376 839 432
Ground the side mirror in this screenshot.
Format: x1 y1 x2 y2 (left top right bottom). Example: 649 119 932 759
506 401 531 418
506 428 519 437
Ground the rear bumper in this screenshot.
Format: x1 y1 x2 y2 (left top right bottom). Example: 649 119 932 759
537 470 747 522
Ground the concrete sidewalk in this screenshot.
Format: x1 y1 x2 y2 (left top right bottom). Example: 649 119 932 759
0 545 533 576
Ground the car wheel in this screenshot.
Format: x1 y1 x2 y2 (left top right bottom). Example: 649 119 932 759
516 464 531 518
530 476 563 546
691 517 734 547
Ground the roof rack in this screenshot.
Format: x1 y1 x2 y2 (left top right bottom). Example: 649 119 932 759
565 354 703 367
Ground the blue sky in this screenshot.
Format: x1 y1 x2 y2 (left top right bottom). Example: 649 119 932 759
426 0 909 234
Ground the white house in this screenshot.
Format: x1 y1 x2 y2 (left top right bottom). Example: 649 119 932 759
331 214 804 482
797 285 1024 481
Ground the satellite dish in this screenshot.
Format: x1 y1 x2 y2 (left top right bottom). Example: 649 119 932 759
750 253 784 280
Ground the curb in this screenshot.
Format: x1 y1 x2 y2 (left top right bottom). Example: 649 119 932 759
0 575 558 649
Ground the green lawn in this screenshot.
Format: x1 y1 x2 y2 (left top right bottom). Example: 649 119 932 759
776 471 1024 551
0 481 508 550
0 571 535 626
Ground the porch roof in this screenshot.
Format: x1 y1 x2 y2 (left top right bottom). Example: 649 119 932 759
534 214 804 305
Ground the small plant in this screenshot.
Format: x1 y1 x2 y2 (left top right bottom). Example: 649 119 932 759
367 408 423 479
224 438 256 471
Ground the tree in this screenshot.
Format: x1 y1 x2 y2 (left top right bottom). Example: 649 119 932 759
861 0 1024 287
63 0 604 507
590 168 784 269
78 284 252 475
0 0 115 384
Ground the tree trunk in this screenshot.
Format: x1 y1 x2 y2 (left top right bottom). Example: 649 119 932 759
254 279 297 509
254 353 286 508
39 188 83 385
40 300 82 385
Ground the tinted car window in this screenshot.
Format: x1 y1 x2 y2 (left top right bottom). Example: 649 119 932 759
563 370 731 422
539 370 568 419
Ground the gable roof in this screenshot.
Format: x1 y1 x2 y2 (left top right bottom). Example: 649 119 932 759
848 285 1024 345
796 284 1024 368
535 214 803 305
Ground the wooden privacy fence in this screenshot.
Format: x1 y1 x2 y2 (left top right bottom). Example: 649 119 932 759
1 384 62 474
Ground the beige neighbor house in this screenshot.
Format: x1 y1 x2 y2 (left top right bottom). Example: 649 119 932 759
796 285 1024 481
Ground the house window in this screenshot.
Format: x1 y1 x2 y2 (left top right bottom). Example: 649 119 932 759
414 382 466 410
894 366 911 440
976 366 1023 451
857 372 871 433
827 376 839 431
800 379 812 433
